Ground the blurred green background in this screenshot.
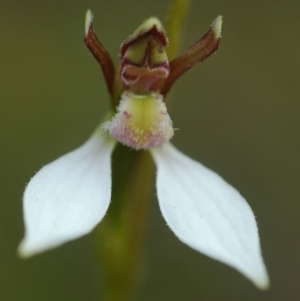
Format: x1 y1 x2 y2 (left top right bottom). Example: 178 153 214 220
1 0 299 300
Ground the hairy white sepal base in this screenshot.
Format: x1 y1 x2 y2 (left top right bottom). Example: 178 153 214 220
151 143 269 289
19 128 116 257
102 91 174 150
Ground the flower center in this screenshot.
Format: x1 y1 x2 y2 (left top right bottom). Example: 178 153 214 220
102 91 174 150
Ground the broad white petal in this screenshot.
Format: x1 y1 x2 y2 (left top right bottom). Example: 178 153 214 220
151 144 269 289
19 129 116 257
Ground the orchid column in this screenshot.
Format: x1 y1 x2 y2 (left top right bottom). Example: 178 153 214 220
19 1 269 300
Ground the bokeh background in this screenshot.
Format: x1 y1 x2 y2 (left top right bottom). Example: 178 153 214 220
1 0 299 300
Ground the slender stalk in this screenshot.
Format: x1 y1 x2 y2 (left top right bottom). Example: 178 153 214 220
165 0 191 61
94 144 155 301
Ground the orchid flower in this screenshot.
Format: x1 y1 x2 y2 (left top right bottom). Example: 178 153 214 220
19 8 269 290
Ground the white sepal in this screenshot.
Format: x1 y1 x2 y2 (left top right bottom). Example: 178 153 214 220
19 129 116 257
151 143 269 289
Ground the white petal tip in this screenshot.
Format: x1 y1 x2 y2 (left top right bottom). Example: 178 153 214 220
18 238 50 258
17 240 35 259
212 15 222 38
85 9 93 36
252 272 270 290
258 281 270 291
237 253 270 290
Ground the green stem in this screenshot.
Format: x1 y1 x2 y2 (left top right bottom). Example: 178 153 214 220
94 143 155 301
165 0 191 61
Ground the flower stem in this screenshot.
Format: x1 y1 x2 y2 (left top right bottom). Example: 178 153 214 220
165 0 191 61
94 143 155 301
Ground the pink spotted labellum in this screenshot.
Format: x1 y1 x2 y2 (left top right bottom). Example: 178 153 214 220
19 10 269 289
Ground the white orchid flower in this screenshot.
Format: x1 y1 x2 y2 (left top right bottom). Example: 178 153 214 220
19 10 269 290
